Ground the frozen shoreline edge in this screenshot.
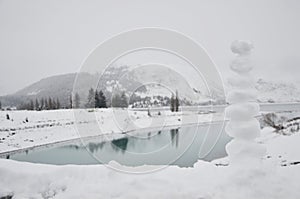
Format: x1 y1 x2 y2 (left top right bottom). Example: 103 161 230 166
0 118 226 157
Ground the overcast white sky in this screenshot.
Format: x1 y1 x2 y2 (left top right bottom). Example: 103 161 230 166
0 0 299 95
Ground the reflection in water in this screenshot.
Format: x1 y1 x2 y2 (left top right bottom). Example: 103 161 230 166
170 128 179 147
64 145 80 150
6 124 231 167
147 132 151 139
111 137 128 152
87 142 105 153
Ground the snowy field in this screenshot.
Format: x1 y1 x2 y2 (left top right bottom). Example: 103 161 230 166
0 108 223 154
0 127 300 198
0 108 300 198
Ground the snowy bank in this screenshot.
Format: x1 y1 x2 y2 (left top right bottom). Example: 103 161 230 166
0 152 299 198
1 107 300 198
0 109 223 154
0 126 300 198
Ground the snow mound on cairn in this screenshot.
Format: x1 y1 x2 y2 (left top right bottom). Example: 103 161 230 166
231 40 253 55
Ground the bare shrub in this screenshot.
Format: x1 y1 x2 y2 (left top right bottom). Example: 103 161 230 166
262 113 286 131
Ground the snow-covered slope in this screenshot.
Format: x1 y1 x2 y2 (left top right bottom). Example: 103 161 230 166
1 66 299 108
256 79 300 103
0 73 97 107
0 66 220 107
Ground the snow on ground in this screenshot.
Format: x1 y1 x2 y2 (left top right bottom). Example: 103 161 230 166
0 128 300 199
1 109 300 198
0 109 223 154
213 126 300 166
259 127 300 166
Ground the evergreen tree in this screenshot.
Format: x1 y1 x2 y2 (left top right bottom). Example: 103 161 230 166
29 100 34 110
56 98 60 109
95 90 100 108
99 90 107 108
69 95 73 109
121 92 128 108
170 93 175 112
74 93 80 108
86 88 95 108
35 99 39 110
52 99 57 110
112 93 121 107
48 97 53 110
44 98 49 110
40 98 45 110
175 90 179 112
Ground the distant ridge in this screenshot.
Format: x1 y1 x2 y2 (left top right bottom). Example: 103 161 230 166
1 67 299 108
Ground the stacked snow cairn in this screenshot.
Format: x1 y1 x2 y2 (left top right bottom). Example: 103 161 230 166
225 40 266 168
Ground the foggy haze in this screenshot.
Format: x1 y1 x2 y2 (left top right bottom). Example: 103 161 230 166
0 0 300 95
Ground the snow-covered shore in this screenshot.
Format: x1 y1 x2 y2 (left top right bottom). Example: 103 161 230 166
0 127 300 198
1 108 300 198
0 108 223 154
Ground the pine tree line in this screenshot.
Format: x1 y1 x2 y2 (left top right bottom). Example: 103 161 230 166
111 91 128 108
19 97 61 110
14 89 130 110
170 91 180 112
85 88 107 108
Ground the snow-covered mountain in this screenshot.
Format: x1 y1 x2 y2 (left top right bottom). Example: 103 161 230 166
0 66 299 108
255 79 300 103
120 65 223 105
0 66 220 107
0 73 96 107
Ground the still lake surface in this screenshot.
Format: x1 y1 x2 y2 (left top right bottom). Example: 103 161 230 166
8 123 230 167
5 103 300 167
